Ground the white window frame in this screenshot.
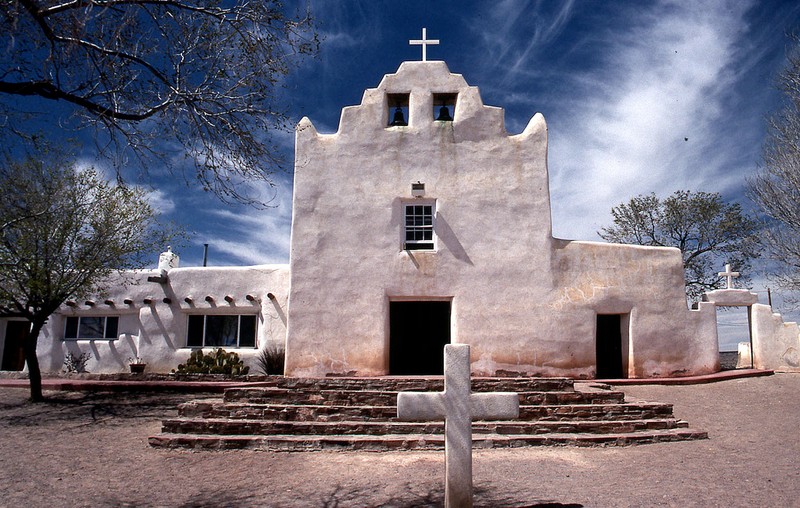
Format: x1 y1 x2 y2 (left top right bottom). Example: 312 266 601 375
403 200 436 251
186 314 257 349
63 316 119 341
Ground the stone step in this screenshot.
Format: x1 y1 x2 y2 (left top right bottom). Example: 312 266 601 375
149 428 708 451
221 388 625 406
520 402 674 421
161 417 684 437
249 377 576 393
151 377 704 451
178 400 674 422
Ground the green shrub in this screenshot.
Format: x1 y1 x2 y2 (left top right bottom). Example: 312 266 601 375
256 342 285 375
175 348 250 375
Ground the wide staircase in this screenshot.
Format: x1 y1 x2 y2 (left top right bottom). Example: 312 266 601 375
148 377 707 451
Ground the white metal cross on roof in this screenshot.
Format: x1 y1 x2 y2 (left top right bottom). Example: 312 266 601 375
409 28 439 62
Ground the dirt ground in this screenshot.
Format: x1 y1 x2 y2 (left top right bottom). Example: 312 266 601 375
0 374 798 508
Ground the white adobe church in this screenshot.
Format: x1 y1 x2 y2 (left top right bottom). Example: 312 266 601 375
2 50 798 377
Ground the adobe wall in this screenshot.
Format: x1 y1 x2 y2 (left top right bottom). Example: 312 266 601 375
548 240 719 377
285 61 718 378
287 62 552 376
751 303 800 372
33 265 289 374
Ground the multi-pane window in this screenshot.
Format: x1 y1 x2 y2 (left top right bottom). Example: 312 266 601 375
404 204 434 250
64 316 119 340
186 315 257 348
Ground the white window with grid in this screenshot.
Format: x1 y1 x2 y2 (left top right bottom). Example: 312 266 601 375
404 202 435 250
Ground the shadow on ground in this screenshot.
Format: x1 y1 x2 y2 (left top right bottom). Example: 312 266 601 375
0 391 192 427
316 483 583 508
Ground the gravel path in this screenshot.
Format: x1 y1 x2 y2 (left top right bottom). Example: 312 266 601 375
0 374 797 507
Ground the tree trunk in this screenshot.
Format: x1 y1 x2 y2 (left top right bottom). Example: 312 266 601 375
24 320 45 402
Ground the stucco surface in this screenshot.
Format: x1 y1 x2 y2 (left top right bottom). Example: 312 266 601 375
285 61 718 379
703 289 759 306
751 303 800 372
33 265 290 374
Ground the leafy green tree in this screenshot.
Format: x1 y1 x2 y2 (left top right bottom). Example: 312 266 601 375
749 36 800 290
0 0 318 205
0 153 172 401
599 190 760 302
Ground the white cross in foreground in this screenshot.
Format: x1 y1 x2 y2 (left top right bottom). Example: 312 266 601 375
718 263 740 289
409 27 439 62
397 344 519 508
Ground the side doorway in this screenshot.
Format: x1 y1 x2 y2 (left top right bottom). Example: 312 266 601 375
389 301 451 375
1 320 29 371
595 313 630 379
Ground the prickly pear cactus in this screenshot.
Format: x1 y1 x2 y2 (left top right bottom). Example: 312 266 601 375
175 348 249 375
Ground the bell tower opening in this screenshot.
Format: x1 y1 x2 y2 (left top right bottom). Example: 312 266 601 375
433 93 456 121
387 93 409 127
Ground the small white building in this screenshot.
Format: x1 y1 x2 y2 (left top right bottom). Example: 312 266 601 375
4 60 794 378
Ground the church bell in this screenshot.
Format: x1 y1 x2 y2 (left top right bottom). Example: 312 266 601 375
436 105 453 121
390 106 407 126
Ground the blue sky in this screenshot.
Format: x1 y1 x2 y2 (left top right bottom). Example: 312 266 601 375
15 1 800 347
129 0 800 267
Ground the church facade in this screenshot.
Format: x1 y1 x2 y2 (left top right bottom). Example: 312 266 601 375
284 61 719 378
5 60 775 379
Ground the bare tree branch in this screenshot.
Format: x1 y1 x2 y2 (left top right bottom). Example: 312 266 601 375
1 0 319 206
749 36 800 293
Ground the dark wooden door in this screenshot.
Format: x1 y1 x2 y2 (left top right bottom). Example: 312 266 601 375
2 321 29 371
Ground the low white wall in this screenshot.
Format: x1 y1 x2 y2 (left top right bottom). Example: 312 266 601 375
35 265 290 374
751 303 800 372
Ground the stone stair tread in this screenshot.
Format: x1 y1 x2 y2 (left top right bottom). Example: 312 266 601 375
177 398 223 407
180 401 674 422
149 428 708 451
222 388 626 405
241 377 576 392
226 387 619 395
196 401 670 412
165 416 682 425
161 417 685 436
152 376 705 451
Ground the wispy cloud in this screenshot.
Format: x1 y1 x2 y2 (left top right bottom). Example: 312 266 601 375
485 0 576 78
544 1 759 240
189 177 294 266
56 0 796 273
143 189 177 215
